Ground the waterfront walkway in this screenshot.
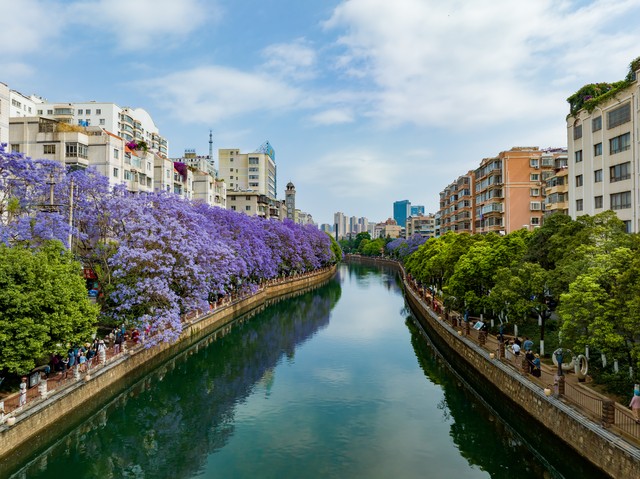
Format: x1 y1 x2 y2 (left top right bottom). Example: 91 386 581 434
402 271 640 446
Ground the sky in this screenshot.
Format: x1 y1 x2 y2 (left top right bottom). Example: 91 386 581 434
3 0 640 226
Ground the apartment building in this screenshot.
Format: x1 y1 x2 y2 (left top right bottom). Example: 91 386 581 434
439 172 474 234
9 116 156 193
474 147 555 234
543 150 569 216
567 67 639 232
35 101 169 157
218 143 277 201
406 214 436 238
0 83 8 145
227 191 284 219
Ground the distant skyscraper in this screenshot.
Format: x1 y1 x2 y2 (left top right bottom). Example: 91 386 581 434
410 205 425 216
393 200 411 227
333 212 347 239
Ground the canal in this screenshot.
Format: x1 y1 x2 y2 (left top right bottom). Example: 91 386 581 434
4 263 608 478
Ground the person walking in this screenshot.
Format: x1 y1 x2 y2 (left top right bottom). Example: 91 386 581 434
523 337 533 352
630 390 640 423
19 377 28 407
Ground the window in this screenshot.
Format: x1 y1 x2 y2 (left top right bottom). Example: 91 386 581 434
47 109 53 115
531 217 540 226
249 182 259 187
574 150 582 163
249 157 259 165
530 201 541 211
530 158 539 168
99 119 105 125
65 142 88 159
610 162 631 182
594 196 603 208
96 109 102 114
530 173 539 181
610 191 631 210
78 109 83 115
245 205 251 211
610 132 631 154
124 170 133 180
86 109 91 115
594 169 603 183
624 220 632 233
43 144 56 154
37 109 43 115
607 102 630 129
594 143 602 156
113 167 119 178
573 124 582 140
246 196 251 200
230 196 236 201
10 144 19 152
530 188 540 196
575 174 583 187
576 199 583 211
592 116 602 132
231 205 236 211
114 148 119 159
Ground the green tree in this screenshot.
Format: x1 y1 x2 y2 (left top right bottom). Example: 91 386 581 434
353 232 371 251
0 241 99 374
326 233 343 263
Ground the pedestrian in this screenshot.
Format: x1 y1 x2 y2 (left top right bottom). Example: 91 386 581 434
114 332 123 354
19 377 28 407
523 337 533 352
78 352 87 373
98 339 107 365
512 341 521 357
532 354 542 377
62 356 69 378
525 349 535 373
630 390 640 423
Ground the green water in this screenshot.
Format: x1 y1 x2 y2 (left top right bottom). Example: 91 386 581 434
4 264 608 478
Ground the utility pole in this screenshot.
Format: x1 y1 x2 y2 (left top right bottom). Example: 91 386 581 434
68 178 74 251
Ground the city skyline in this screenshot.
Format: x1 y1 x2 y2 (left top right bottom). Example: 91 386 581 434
3 0 640 224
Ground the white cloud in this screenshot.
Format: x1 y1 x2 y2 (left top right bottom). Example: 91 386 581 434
262 39 317 80
0 0 65 56
139 66 303 123
69 0 216 51
297 149 398 198
324 0 640 128
309 108 354 125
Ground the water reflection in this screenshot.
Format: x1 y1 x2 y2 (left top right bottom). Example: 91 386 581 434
9 280 341 479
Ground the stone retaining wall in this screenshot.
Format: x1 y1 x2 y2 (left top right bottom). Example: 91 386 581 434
0 267 336 464
346 255 640 479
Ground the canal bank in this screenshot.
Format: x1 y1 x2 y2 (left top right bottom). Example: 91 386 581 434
346 255 640 479
0 266 336 468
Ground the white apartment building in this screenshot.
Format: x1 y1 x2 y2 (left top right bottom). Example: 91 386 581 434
170 150 226 208
9 117 154 194
333 212 347 239
227 191 284 219
218 145 277 200
36 101 169 157
567 67 639 233
0 83 9 145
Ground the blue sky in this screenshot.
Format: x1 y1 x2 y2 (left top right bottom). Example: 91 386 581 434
3 0 640 225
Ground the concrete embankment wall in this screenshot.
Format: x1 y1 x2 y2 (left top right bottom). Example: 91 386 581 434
0 267 336 466
346 256 640 479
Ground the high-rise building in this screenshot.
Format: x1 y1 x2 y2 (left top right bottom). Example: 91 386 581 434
393 200 411 227
567 61 640 232
406 214 436 238
218 143 277 200
333 212 347 239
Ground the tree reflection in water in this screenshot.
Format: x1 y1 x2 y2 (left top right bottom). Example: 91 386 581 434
10 280 341 479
